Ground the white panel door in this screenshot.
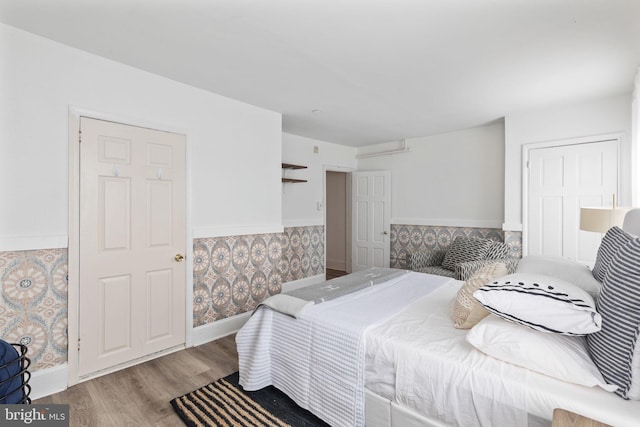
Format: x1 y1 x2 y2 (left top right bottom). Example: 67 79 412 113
528 140 618 265
351 171 391 271
79 117 186 377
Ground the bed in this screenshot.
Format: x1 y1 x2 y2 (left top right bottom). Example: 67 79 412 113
236 221 640 426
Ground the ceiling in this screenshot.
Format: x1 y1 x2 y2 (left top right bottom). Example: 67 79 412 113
1 0 639 146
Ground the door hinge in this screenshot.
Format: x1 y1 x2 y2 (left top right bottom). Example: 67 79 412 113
77 338 81 351
78 129 82 144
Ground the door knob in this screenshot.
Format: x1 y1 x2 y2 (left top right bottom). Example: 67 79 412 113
174 254 185 262
383 230 389 235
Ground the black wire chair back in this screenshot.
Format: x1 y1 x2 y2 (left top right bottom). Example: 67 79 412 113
0 342 31 404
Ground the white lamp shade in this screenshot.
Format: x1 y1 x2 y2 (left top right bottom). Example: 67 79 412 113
580 207 631 233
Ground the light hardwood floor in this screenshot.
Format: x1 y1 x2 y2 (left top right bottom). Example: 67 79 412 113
36 334 238 426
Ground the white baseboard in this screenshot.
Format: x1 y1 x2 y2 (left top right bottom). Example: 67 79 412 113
30 363 68 400
192 312 252 347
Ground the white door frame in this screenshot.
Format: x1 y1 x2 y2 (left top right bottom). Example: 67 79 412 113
323 165 355 274
67 107 193 386
521 132 622 257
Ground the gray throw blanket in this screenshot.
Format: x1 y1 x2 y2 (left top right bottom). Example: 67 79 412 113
256 267 409 318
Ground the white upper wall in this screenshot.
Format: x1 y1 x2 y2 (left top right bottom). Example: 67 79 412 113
0 23 282 249
504 93 633 230
282 133 357 227
356 122 505 228
633 71 639 206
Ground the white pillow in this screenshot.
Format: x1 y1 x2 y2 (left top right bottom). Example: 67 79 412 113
515 255 602 298
473 273 601 336
467 315 617 392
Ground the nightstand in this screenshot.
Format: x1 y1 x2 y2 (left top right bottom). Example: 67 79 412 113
552 408 612 427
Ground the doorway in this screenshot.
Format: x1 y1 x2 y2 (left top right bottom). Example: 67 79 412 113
325 171 350 279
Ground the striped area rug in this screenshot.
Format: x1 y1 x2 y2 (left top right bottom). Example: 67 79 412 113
171 373 329 427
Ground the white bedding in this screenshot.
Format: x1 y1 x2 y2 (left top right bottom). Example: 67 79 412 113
366 280 529 426
237 271 640 427
237 271 452 427
365 279 640 427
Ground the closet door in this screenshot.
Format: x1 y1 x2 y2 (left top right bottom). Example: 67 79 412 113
78 117 186 377
527 139 618 265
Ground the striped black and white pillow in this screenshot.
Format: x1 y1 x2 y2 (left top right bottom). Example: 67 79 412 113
586 237 640 400
473 273 601 336
592 226 633 282
441 236 492 271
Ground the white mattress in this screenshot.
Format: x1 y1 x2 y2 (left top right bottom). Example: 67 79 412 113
364 279 640 427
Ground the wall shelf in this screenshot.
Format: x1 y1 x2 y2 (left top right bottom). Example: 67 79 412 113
282 163 307 183
282 163 307 170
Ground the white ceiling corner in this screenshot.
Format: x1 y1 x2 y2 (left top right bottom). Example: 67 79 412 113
1 0 639 146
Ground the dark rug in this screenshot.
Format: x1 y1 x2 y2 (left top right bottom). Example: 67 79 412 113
171 372 330 427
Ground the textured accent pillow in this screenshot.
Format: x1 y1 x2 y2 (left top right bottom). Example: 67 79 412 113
442 236 492 271
516 255 602 298
586 237 640 400
453 262 508 329
473 273 601 336
592 226 633 282
485 241 510 260
467 315 617 392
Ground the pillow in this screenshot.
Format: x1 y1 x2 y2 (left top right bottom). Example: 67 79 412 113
442 236 492 271
453 262 508 329
485 241 510 260
516 255 602 298
467 315 617 392
473 273 601 336
586 237 640 400
592 226 633 282
629 343 640 400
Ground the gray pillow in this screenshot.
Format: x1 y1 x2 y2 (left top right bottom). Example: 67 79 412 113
586 237 640 399
516 255 602 298
441 236 491 271
592 226 633 282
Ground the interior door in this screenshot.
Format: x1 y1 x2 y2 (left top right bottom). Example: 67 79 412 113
527 139 618 265
79 117 186 377
351 171 391 271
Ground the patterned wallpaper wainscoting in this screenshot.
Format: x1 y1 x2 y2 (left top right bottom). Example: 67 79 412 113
390 225 522 269
503 230 523 259
192 226 325 328
0 249 68 372
192 233 283 327
280 226 325 283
